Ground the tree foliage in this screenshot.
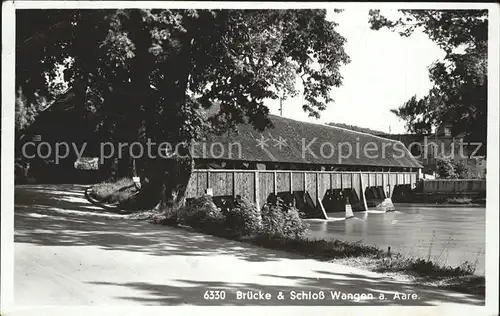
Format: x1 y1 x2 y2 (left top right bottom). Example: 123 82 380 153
17 9 350 144
326 122 385 135
435 157 468 179
369 9 488 146
17 9 350 210
15 88 39 135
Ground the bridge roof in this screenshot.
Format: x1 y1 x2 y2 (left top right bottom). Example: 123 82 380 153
193 114 423 169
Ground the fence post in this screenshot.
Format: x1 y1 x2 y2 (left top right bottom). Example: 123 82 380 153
382 173 386 198
304 172 307 193
207 171 211 189
232 171 236 198
254 171 260 210
316 172 320 208
317 172 328 219
273 171 277 195
360 172 368 211
289 171 293 193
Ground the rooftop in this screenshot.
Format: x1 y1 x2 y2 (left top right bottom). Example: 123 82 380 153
194 114 423 168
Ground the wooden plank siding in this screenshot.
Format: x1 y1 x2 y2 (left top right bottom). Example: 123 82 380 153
186 170 419 208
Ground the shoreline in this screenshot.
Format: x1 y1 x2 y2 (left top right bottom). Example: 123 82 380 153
146 216 485 298
84 181 486 298
392 201 486 207
392 193 486 206
393 202 486 208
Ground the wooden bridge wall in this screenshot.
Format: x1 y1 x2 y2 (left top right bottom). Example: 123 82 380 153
186 169 418 210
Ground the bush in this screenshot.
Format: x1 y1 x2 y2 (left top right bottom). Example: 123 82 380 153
178 196 226 233
436 157 470 179
261 203 285 236
436 157 457 179
283 206 309 239
224 196 262 237
261 197 309 239
454 161 469 179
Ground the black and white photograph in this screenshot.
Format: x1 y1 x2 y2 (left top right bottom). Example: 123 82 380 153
1 2 499 316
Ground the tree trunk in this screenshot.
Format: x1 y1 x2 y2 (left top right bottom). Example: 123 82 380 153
136 149 194 216
133 22 196 216
158 154 194 215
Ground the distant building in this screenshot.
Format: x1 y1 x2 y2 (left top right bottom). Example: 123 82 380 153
375 123 486 179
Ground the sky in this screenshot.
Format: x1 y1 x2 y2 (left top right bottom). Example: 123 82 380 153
265 8 446 134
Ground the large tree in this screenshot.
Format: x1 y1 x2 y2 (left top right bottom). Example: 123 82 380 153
369 9 488 148
16 9 350 212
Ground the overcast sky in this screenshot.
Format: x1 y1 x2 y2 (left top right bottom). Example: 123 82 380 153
265 8 446 134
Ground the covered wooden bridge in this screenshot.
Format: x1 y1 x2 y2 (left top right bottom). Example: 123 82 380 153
185 115 422 218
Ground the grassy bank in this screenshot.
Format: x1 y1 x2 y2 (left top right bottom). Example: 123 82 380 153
249 235 482 296
147 196 484 298
188 225 484 296
89 178 136 203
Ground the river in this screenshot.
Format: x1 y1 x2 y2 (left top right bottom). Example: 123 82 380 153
306 204 486 275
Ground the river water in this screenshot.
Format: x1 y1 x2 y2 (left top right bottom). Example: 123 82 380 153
306 204 486 275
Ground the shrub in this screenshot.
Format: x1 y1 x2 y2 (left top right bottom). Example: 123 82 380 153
261 197 309 239
282 206 309 239
177 196 226 233
224 196 262 237
261 203 285 236
436 157 457 179
454 161 469 179
436 158 470 179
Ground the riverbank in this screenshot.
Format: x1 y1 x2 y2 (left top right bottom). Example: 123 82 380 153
146 213 484 297
84 180 485 297
393 193 486 205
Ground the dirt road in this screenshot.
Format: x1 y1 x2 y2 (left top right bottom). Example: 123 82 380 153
14 184 485 306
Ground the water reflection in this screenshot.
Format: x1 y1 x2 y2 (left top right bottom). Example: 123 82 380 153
307 204 486 275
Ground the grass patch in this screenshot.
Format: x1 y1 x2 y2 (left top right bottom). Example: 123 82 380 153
436 275 485 296
446 197 472 204
89 178 136 204
250 235 383 259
